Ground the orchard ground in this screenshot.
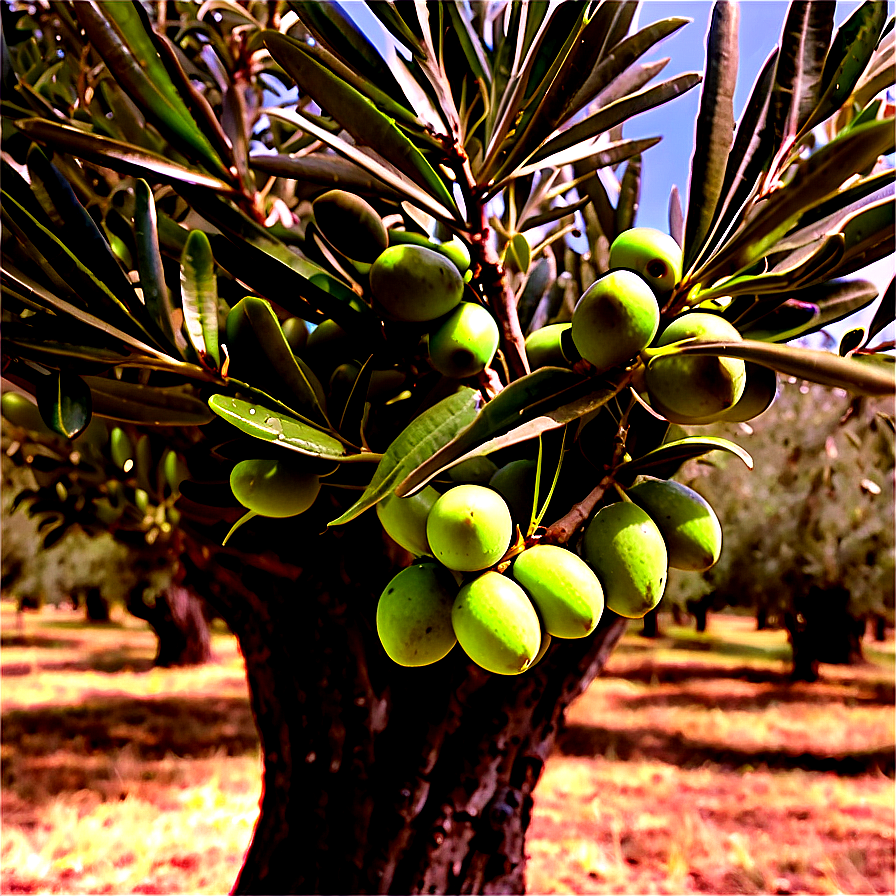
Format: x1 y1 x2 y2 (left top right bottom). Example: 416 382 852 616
1 600 892 895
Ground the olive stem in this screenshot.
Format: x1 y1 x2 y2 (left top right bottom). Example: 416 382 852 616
541 474 615 546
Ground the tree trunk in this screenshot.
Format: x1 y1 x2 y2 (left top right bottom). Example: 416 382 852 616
874 615 888 642
84 586 110 622
786 585 863 681
127 583 213 667
184 514 627 895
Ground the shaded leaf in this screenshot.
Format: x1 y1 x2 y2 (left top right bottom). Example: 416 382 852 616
263 31 460 218
617 436 753 478
15 119 238 194
83 377 215 425
865 277 895 344
36 369 92 439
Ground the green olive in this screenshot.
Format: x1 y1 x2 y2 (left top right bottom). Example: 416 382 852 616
609 227 683 293
428 302 499 378
229 458 321 518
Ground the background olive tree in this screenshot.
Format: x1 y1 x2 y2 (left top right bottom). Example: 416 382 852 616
1 1 893 892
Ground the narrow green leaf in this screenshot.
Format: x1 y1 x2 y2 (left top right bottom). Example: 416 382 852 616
766 2 834 150
565 15 691 122
267 110 458 225
222 510 259 547
616 154 642 234
249 152 406 201
15 119 238 194
616 436 754 478
207 394 364 462
530 73 701 167
36 369 92 439
327 387 480 527
263 31 460 219
661 338 895 395
133 180 181 353
693 117 895 285
73 2 230 178
683 1 739 272
225 296 329 427
180 230 220 370
798 1 888 138
738 278 879 342
445 2 492 87
397 368 598 496
83 376 215 425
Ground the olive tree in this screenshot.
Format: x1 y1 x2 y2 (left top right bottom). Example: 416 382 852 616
1 1 893 892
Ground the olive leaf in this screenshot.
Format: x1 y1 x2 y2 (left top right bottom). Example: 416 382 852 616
180 230 221 371
328 387 480 527
36 369 92 439
615 436 754 479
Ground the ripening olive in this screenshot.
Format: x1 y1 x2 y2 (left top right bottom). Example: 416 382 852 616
376 562 458 666
428 302 500 378
511 544 604 639
312 190 388 263
229 458 321 518
645 312 746 423
627 478 722 571
370 244 465 322
582 502 667 618
525 323 574 370
376 485 440 556
1 391 56 437
571 270 660 372
426 484 513 572
609 227 683 293
451 571 542 675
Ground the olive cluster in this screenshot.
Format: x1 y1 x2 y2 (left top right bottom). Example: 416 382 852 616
528 227 776 426
376 482 605 675
375 470 723 675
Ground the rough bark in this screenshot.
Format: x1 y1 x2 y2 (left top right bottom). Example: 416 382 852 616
127 583 214 667
184 513 627 895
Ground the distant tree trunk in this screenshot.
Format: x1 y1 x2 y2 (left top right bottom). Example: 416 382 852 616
786 585 863 681
184 514 629 895
671 603 685 626
127 583 213 666
874 615 888 642
84 586 110 622
756 605 769 630
687 594 711 632
640 606 660 638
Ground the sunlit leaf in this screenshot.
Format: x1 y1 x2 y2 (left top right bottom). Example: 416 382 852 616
180 230 221 370
36 369 92 439
84 376 215 425
616 436 754 478
328 387 480 526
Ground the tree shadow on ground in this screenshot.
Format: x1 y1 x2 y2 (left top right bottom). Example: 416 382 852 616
615 683 895 711
1 694 258 765
2 646 158 676
554 723 895 777
0 633 82 650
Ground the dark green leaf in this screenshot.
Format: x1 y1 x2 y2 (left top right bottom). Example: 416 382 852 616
83 377 215 425
133 180 181 353
839 327 866 356
73 2 230 178
683 1 739 272
616 154 642 234
328 387 480 526
766 2 834 148
530 73 701 166
798 1 888 138
617 435 753 478
263 31 460 219
36 369 92 439
738 278 879 342
15 119 238 194
397 368 614 497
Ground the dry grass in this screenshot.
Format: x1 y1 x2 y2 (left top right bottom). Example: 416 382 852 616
1 603 893 895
